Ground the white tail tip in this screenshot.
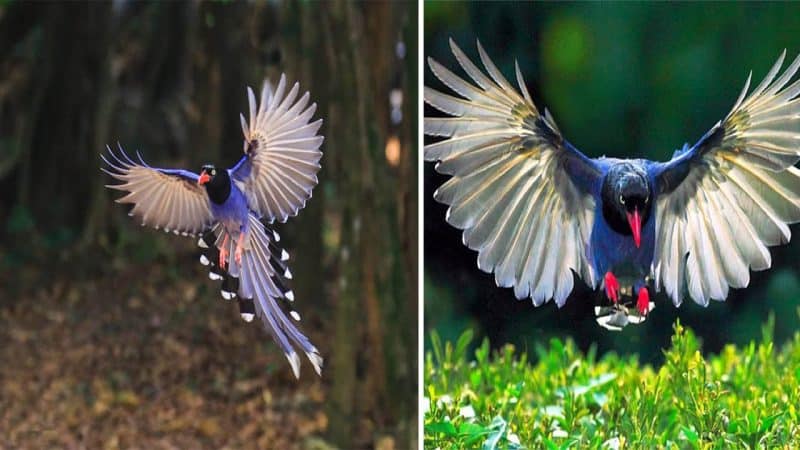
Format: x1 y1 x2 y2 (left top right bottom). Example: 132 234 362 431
287 352 301 379
307 349 323 376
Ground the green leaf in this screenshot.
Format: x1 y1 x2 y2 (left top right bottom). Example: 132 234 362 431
459 422 491 445
680 426 699 445
758 412 784 434
426 420 457 436
455 328 474 361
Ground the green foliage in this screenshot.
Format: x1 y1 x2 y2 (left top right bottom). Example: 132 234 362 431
425 319 800 449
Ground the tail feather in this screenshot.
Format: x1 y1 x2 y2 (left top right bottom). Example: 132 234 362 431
245 216 322 377
197 218 322 377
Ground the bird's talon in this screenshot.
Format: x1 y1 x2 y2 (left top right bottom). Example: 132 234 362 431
219 248 228 270
637 286 650 315
234 236 244 266
604 271 620 303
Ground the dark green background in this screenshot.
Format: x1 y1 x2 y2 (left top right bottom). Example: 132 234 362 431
425 1 800 364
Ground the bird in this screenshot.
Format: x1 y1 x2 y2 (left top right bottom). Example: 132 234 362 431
424 39 800 329
102 74 324 376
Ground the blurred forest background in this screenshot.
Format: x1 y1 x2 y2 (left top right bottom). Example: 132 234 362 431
425 2 800 365
0 1 417 449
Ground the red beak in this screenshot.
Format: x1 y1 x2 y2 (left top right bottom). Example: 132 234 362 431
626 207 641 248
198 171 211 185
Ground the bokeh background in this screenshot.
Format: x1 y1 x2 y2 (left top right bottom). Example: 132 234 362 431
0 2 417 449
425 2 800 364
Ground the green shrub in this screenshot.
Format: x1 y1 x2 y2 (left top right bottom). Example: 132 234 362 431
425 317 800 449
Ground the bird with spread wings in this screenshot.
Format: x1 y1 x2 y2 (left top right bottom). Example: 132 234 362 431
103 74 324 376
425 39 800 329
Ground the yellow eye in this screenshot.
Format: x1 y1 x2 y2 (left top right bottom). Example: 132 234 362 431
619 195 625 205
211 169 216 176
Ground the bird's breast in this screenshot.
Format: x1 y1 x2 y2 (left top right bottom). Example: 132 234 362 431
589 207 656 278
209 183 249 231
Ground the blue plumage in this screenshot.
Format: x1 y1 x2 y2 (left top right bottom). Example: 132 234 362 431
425 40 800 329
103 74 324 375
587 162 657 283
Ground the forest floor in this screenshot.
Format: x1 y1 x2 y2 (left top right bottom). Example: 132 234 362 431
0 251 336 450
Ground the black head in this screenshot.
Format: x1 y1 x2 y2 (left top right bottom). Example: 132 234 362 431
198 164 231 205
601 163 652 248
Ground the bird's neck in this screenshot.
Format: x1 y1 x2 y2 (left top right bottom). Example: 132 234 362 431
206 178 231 205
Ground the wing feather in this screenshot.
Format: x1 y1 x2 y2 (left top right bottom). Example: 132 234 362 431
653 52 800 306
425 39 600 307
234 75 323 223
102 145 213 235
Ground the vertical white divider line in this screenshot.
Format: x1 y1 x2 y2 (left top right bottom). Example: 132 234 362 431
417 0 425 447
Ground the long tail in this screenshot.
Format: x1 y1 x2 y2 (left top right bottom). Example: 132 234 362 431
197 216 322 378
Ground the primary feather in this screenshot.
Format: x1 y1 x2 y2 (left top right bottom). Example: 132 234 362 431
425 39 599 307
101 145 214 235
653 51 800 306
234 75 324 223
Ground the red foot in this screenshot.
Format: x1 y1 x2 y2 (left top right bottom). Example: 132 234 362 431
219 247 228 270
604 271 620 303
637 286 650 315
235 243 243 266
235 233 246 266
219 234 230 269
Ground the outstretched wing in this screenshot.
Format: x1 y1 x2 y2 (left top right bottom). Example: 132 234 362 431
652 51 800 306
102 145 214 235
425 39 602 307
231 75 324 223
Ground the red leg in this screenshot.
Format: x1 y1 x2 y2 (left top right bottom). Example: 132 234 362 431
219 234 229 269
637 286 650 315
234 232 246 266
604 271 620 303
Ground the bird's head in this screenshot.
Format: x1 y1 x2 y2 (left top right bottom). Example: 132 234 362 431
602 164 652 248
198 164 230 204
198 164 224 186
